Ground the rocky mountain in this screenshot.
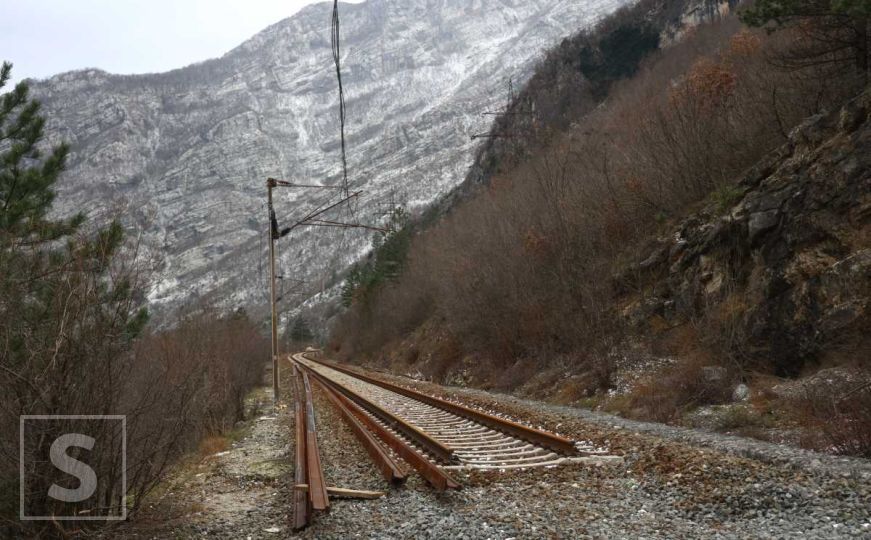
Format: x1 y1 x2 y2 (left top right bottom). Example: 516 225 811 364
30 0 629 318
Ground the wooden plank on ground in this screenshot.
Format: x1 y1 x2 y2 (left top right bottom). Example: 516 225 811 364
294 484 386 499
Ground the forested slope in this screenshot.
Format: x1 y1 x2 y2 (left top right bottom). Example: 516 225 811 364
330 0 871 456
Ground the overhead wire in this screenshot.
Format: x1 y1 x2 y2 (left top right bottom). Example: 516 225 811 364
268 0 374 300
264 0 355 301
332 0 349 199
277 188 349 233
331 0 364 270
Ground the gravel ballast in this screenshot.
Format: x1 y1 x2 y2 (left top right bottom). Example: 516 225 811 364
117 357 871 539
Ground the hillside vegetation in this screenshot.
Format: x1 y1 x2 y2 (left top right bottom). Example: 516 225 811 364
330 0 871 456
0 62 269 534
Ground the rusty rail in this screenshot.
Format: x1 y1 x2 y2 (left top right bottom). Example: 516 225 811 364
292 365 309 529
298 359 454 464
302 369 329 511
291 364 329 530
295 359 460 491
304 354 578 455
310 372 407 485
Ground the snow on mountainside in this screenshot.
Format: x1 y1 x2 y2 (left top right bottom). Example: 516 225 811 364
31 0 630 317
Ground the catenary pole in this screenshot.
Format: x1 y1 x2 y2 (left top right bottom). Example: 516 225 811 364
267 178 280 404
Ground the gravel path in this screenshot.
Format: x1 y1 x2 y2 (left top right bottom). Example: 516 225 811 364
114 381 293 539
116 357 871 539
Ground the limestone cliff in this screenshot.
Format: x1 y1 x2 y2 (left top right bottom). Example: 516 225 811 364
30 0 629 316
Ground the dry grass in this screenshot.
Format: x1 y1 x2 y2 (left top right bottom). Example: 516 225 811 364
791 372 871 457
717 405 771 431
622 358 733 422
552 379 593 405
199 436 230 457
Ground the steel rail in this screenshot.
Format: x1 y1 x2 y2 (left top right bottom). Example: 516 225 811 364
291 365 309 529
304 355 579 455
295 358 455 464
295 359 460 491
291 364 330 530
309 372 407 485
302 369 330 512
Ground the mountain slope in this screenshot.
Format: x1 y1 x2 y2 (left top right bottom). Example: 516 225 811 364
31 0 630 315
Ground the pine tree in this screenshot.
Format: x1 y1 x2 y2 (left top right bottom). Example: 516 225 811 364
341 265 363 307
1 62 149 523
290 316 314 343
339 206 411 307
1 58 149 391
1 61 87 377
0 62 81 240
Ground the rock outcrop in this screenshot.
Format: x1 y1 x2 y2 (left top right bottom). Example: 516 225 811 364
624 89 871 375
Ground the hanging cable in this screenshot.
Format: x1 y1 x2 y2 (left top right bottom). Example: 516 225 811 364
332 0 349 199
330 0 366 271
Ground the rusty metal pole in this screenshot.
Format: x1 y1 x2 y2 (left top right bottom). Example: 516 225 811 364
267 178 280 404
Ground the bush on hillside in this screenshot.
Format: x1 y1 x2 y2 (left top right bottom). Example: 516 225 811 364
0 61 268 534
331 9 861 377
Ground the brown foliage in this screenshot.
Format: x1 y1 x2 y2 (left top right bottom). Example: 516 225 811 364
669 58 737 109
792 371 871 457
199 436 230 457
331 14 863 421
2 300 267 533
623 358 733 422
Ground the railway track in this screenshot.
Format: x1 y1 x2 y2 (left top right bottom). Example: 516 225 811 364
289 352 608 529
297 354 586 467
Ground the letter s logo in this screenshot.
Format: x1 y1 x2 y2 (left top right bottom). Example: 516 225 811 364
47 433 98 503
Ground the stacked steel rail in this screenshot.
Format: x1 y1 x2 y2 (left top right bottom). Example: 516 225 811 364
291 364 330 529
292 356 460 490
287 351 588 528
